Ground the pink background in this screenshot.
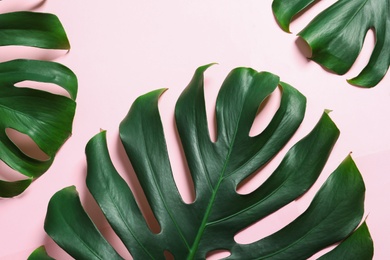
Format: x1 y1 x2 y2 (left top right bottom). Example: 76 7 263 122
1 0 390 259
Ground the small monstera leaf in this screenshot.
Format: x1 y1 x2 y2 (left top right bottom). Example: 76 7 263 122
0 12 77 197
40 66 372 259
272 0 390 88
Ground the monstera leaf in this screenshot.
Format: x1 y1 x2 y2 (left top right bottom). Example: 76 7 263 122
37 66 372 259
272 0 390 88
0 12 77 197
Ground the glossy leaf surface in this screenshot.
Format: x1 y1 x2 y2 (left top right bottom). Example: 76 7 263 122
43 66 372 259
319 222 374 260
0 11 70 49
0 12 77 197
28 246 54 260
272 0 390 87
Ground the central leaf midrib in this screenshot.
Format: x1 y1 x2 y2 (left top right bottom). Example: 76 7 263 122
188 80 251 259
187 144 234 260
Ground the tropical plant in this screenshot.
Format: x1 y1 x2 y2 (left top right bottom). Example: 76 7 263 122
0 11 77 197
33 65 372 259
272 0 390 88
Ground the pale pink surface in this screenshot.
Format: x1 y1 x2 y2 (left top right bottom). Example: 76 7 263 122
1 0 390 259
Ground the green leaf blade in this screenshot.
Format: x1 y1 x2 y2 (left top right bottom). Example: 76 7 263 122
0 12 70 50
319 222 373 260
0 59 78 100
228 155 365 259
0 178 32 198
42 66 371 259
28 246 55 260
0 60 77 196
204 111 340 240
273 0 390 87
0 60 77 179
44 186 123 260
119 88 194 258
272 0 316 32
86 131 161 259
0 10 76 196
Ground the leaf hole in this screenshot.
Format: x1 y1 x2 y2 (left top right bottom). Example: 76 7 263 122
164 250 175 260
249 86 281 137
206 249 231 259
14 80 71 99
6 128 50 161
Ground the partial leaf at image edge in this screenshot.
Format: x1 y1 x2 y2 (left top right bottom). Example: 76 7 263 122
272 0 390 88
0 11 77 197
40 66 372 259
0 11 70 49
319 222 374 260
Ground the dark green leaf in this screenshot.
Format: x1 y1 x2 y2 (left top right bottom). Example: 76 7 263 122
228 155 365 259
0 11 77 197
0 12 70 49
43 66 371 259
0 178 32 198
44 186 123 260
0 60 77 197
319 222 374 260
272 0 390 87
28 246 55 260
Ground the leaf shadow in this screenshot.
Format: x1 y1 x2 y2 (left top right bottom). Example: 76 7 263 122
295 37 312 60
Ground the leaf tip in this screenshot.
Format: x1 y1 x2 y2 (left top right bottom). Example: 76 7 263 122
324 109 333 114
346 78 374 89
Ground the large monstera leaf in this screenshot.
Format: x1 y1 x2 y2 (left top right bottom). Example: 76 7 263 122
38 66 372 259
272 0 390 88
0 12 77 197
